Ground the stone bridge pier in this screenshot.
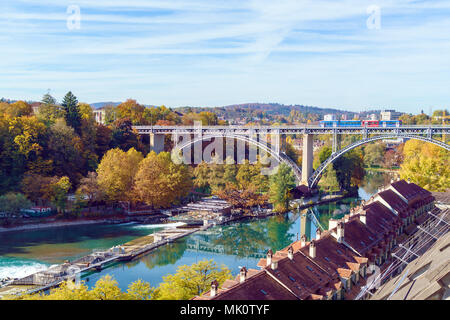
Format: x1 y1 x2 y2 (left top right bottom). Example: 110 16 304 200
301 134 314 186
150 133 165 153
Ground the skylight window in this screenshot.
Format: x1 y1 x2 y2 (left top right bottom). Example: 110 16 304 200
337 249 343 255
260 289 268 295
288 276 296 282
368 236 374 241
324 257 330 262
306 266 314 272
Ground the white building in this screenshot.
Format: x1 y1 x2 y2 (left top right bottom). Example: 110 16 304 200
324 114 337 121
380 110 402 121
93 109 106 125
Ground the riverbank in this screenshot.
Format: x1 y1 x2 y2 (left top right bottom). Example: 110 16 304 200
0 214 167 234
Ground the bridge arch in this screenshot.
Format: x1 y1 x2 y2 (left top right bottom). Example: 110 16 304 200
308 134 450 189
171 133 302 182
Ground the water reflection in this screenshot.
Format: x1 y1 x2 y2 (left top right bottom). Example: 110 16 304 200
1 171 393 288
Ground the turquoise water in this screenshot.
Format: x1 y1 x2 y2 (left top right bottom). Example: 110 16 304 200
0 222 170 279
0 172 391 288
82 196 363 290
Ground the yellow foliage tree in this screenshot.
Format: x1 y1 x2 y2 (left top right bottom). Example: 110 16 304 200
400 140 450 191
132 151 192 208
96 148 143 202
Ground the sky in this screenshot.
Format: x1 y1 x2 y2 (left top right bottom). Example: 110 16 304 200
0 0 449 113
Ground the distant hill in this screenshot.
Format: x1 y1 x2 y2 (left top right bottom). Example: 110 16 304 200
221 103 355 116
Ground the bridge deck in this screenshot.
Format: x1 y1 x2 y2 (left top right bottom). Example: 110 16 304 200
133 125 450 135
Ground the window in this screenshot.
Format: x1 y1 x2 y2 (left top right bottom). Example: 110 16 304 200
337 249 343 255
288 276 296 282
260 289 268 295
324 257 330 262
306 266 314 272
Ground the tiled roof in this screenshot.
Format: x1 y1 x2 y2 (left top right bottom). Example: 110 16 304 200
341 219 381 255
296 233 362 278
391 180 420 201
263 251 335 300
377 189 409 213
196 270 298 300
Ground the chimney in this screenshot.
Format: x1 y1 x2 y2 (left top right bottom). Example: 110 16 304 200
360 211 367 225
239 267 247 283
271 260 278 270
328 219 338 231
266 249 273 267
210 280 219 298
301 235 307 247
309 240 316 258
316 228 322 240
337 222 345 243
288 246 294 260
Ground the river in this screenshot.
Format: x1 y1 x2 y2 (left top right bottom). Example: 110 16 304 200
0 171 394 290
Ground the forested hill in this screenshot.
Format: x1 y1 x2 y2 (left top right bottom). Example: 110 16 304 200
220 103 354 117
174 103 357 122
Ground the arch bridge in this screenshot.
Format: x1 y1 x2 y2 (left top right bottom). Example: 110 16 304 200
133 125 450 188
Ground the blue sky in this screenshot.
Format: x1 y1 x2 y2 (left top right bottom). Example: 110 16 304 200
1 0 449 113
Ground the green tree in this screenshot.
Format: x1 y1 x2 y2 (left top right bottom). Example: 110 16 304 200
153 259 232 300
0 193 32 224
50 176 71 214
364 143 386 167
268 163 296 213
62 91 82 133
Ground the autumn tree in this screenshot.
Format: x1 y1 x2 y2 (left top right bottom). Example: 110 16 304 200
364 143 386 167
50 176 71 214
76 172 104 204
0 101 32 117
152 259 232 300
400 140 449 191
37 93 65 126
132 152 192 208
116 99 146 125
110 118 144 152
215 183 267 214
11 275 155 300
193 161 212 193
47 119 85 186
96 148 143 202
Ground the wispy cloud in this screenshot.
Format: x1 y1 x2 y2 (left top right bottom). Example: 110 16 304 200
0 0 449 112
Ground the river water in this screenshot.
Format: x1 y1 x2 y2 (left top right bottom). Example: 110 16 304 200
0 171 393 290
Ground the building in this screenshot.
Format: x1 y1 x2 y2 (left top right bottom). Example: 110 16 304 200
194 179 442 300
93 108 106 125
380 110 402 121
324 114 337 121
370 211 450 300
30 102 41 115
